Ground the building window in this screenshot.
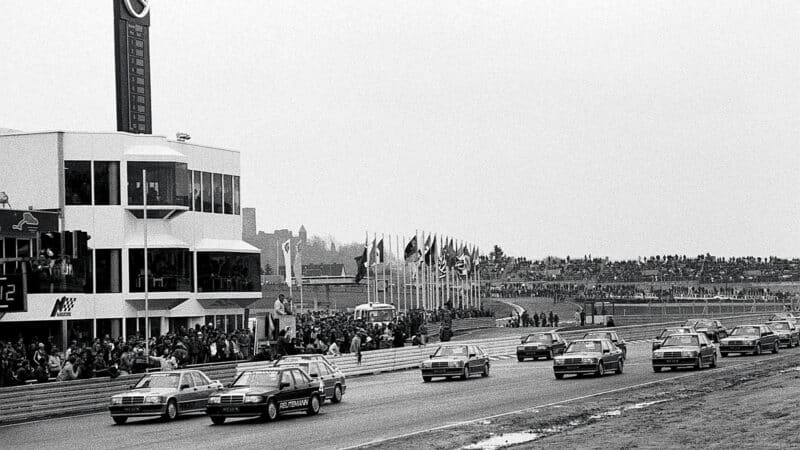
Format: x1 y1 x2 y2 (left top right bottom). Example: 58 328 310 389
95 249 122 293
192 171 202 212
233 176 240 215
128 248 193 292
212 173 222 213
202 171 212 212
196 252 261 292
65 161 92 205
126 162 190 207
223 174 233 214
27 253 93 294
94 161 120 205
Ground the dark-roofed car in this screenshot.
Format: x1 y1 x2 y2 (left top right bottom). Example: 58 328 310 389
683 319 728 343
273 354 346 403
653 327 695 350
766 321 800 348
516 332 567 361
420 344 490 382
582 331 627 360
108 370 223 424
206 367 323 424
652 332 717 372
719 324 779 356
553 339 624 379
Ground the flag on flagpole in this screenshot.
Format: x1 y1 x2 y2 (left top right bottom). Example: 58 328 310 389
404 236 419 263
375 238 384 264
368 236 377 267
354 244 367 284
446 238 457 267
293 240 303 286
424 235 437 265
281 239 292 286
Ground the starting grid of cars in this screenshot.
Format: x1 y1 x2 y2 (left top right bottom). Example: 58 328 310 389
107 312 800 425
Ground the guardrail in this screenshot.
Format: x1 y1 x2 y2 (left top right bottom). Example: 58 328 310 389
0 313 771 425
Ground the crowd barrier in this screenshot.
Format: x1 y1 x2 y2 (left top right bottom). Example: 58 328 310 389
0 313 771 425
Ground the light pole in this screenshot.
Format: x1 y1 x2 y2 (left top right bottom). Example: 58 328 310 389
143 169 150 357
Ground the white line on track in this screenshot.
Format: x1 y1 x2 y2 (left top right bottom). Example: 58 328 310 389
341 353 792 449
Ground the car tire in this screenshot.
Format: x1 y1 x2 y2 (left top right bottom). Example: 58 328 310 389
163 399 178 421
754 344 762 356
709 355 717 368
721 352 728 357
694 356 702 370
210 416 226 425
517 356 524 362
307 394 321 416
554 373 564 380
482 364 490 377
595 363 604 377
332 385 343 403
112 416 128 425
773 342 779 354
460 367 469 380
653 366 662 373
615 359 623 374
265 399 279 421
422 376 432 383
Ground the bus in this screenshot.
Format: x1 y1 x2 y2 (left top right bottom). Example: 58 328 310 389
354 303 396 326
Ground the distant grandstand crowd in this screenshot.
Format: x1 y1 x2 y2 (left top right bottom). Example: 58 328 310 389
483 254 800 284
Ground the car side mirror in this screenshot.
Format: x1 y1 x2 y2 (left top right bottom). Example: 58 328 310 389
700 343 707 348
429 355 433 359
469 354 476 358
603 349 610 354
310 373 319 378
180 383 190 390
280 382 291 390
128 384 134 390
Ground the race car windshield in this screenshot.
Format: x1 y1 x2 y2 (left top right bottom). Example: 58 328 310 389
584 333 609 341
566 341 600 353
731 327 759 336
662 335 699 347
435 346 468 357
524 334 552 343
693 320 713 328
770 323 789 330
135 373 179 389
233 371 280 387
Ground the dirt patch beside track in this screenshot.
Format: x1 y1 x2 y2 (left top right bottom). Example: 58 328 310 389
358 354 800 449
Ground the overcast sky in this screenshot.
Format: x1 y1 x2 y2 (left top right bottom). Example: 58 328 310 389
1 1 798 259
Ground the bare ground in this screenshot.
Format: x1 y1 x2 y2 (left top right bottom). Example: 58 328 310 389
358 355 800 449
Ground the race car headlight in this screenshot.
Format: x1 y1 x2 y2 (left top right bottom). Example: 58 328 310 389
244 395 264 404
516 346 524 350
145 396 163 404
653 352 664 358
207 396 221 404
110 397 123 405
421 361 432 368
682 351 698 358
554 359 564 365
582 358 596 364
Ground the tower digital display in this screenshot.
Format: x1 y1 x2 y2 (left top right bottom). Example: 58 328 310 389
113 0 152 134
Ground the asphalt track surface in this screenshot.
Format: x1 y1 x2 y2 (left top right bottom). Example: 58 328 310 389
4 341 797 450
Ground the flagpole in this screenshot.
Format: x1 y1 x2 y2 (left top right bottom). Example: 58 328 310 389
382 233 387 304
402 234 407 313
365 231 370 304
142 169 149 357
373 232 378 303
415 230 419 310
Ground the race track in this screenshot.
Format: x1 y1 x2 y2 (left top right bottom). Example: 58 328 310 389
3 340 796 450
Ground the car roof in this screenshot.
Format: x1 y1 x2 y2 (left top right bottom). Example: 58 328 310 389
570 338 611 344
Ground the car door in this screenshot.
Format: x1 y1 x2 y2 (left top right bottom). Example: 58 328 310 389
191 372 212 408
275 370 298 411
290 369 315 408
177 372 198 411
601 341 618 368
318 362 337 399
698 334 712 362
551 334 565 355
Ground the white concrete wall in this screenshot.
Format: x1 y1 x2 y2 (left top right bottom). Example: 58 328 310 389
0 132 60 209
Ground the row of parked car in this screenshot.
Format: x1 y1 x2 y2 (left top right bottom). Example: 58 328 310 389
108 354 347 425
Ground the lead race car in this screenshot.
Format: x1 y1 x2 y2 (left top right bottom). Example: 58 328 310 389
652 332 717 372
206 367 323 424
420 344 490 382
553 339 624 379
108 370 223 424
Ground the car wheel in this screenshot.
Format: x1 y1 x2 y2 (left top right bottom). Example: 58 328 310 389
653 366 662 373
265 399 279 421
332 385 343 403
709 354 717 368
163 399 178 421
482 363 490 377
460 367 469 380
210 416 226 425
754 344 762 356
517 356 524 362
595 362 604 377
615 359 624 374
694 356 702 370
721 352 728 357
112 416 128 425
554 373 564 380
773 342 779 354
422 376 432 383
307 394 321 416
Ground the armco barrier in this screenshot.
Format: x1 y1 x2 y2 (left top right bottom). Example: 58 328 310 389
0 313 772 425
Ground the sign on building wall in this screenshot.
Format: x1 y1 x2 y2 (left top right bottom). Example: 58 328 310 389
0 274 26 313
0 209 59 238
113 0 152 134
